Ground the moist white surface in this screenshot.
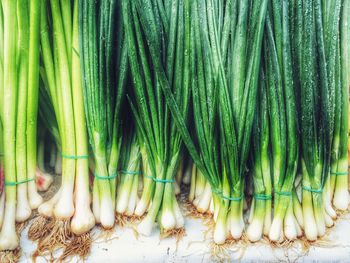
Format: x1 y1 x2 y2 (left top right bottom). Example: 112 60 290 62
18 205 350 262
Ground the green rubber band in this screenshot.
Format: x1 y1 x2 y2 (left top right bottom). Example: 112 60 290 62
274 190 292 197
94 173 118 180
221 194 243 202
120 170 142 175
331 171 349 176
5 178 35 186
302 186 323 194
62 153 89 160
254 194 272 200
144 175 175 183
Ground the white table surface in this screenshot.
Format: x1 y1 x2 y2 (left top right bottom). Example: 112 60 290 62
18 205 350 263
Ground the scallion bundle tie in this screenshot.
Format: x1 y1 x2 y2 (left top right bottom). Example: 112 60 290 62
221 194 244 202
302 186 323 194
61 153 89 159
144 176 175 184
254 194 272 200
330 171 349 176
210 189 244 201
120 170 141 175
274 191 292 197
94 173 118 180
5 178 35 186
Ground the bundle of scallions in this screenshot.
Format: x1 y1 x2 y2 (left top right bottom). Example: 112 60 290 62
0 0 43 251
0 0 349 260
146 0 268 244
122 0 191 235
79 0 126 230
26 0 95 257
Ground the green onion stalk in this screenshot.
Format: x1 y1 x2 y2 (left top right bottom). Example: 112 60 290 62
182 0 225 241
116 131 141 216
135 138 155 216
247 73 272 242
0 124 3 229
0 1 4 230
322 0 343 220
193 0 235 243
331 0 349 211
16 0 35 223
174 153 192 194
54 149 62 175
190 166 214 215
26 0 44 211
36 0 95 236
129 1 164 219
263 0 300 242
0 127 3 230
181 156 192 186
49 142 58 171
135 0 266 243
297 0 339 241
174 158 184 196
70 0 95 234
291 0 313 232
110 32 129 221
143 0 224 242
123 0 191 235
0 0 19 249
198 0 268 243
38 81 62 175
223 0 267 242
37 0 73 220
0 0 42 250
35 125 54 192
79 0 126 229
122 0 155 231
37 127 46 173
159 0 191 232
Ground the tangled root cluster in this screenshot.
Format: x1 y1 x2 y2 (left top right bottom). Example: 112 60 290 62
0 249 21 263
29 217 91 262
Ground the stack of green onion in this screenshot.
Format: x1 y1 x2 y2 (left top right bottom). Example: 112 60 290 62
79 0 127 229
28 1 94 255
0 0 42 251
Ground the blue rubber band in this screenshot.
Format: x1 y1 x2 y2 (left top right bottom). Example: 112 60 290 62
120 170 142 175
5 178 35 186
221 194 243 202
144 175 175 183
274 190 292 197
331 171 349 176
94 173 118 180
254 193 272 200
62 153 89 160
210 188 244 201
302 186 323 194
